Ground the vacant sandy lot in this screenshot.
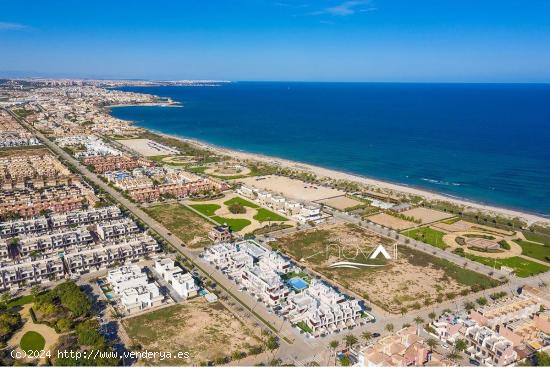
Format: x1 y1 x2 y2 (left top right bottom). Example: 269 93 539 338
122 299 262 365
318 195 363 210
237 175 346 201
117 138 179 156
400 207 454 224
367 213 417 230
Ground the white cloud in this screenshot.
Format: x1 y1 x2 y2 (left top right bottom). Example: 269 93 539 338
312 0 375 16
0 22 29 31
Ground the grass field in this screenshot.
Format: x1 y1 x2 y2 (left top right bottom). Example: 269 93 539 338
515 240 550 263
523 232 550 246
211 216 251 232
253 208 288 222
223 197 259 208
189 204 221 217
20 331 45 353
442 217 461 225
462 253 549 278
144 203 213 248
7 295 35 308
402 227 448 249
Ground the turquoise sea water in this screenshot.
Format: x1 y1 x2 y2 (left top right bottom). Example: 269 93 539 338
111 83 550 217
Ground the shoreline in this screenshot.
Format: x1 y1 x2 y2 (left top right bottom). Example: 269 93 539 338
136 126 549 225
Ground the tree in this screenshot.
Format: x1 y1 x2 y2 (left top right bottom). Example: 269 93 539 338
535 351 550 366
266 336 279 352
344 334 358 349
361 331 373 344
413 316 424 325
454 338 467 353
426 338 438 352
476 297 488 306
428 312 436 321
464 301 475 311
385 323 394 333
340 355 351 366
329 340 339 366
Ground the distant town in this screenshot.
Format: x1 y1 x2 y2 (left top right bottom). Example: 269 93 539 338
0 78 548 366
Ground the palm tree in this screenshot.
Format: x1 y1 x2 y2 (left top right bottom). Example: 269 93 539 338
413 316 424 326
428 311 436 321
361 331 373 345
385 323 394 334
344 334 358 350
426 338 438 352
329 340 339 366
454 338 467 353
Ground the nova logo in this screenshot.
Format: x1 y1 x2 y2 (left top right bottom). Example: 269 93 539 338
300 241 397 270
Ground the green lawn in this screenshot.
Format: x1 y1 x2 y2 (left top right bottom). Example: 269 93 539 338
253 208 288 222
441 217 461 225
189 204 221 217
523 232 550 246
7 294 35 308
20 331 45 353
462 254 549 278
402 227 448 249
223 197 259 208
211 216 251 232
515 240 550 263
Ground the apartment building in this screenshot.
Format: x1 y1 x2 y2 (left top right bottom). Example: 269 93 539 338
64 234 160 275
95 218 139 240
83 155 151 174
470 289 548 329
431 312 476 346
0 184 95 218
355 326 453 367
154 257 198 299
238 184 323 223
0 257 65 291
14 228 94 259
282 278 365 336
106 265 163 313
464 325 517 366
203 240 368 337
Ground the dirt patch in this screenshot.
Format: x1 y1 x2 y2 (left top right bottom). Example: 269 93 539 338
317 196 363 210
122 298 263 365
237 175 346 201
400 207 454 224
367 213 417 230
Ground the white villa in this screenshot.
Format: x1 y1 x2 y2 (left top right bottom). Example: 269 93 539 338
202 240 370 337
106 265 163 313
154 257 198 299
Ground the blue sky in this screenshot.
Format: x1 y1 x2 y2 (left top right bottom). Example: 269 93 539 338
1 0 549 82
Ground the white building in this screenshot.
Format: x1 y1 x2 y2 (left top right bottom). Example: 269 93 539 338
155 257 198 299
107 265 163 313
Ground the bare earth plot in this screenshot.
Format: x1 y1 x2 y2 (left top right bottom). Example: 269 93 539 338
400 207 454 224
237 175 346 201
367 213 417 230
122 299 263 365
273 223 500 313
317 195 363 210
117 138 179 156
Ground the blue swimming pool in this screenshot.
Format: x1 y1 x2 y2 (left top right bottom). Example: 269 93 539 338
288 277 308 291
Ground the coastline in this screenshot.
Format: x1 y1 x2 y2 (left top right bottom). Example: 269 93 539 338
137 127 549 225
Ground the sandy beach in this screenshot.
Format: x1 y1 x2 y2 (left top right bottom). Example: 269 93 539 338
147 131 550 226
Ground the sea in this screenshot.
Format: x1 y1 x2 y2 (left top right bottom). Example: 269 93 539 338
110 82 550 217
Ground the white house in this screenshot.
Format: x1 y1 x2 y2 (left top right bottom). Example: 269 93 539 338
155 257 198 299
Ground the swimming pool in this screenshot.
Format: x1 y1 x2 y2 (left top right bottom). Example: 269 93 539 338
288 277 308 291
105 292 114 300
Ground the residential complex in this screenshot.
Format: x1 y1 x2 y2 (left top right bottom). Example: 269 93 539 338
154 257 198 299
106 265 164 313
202 240 372 337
